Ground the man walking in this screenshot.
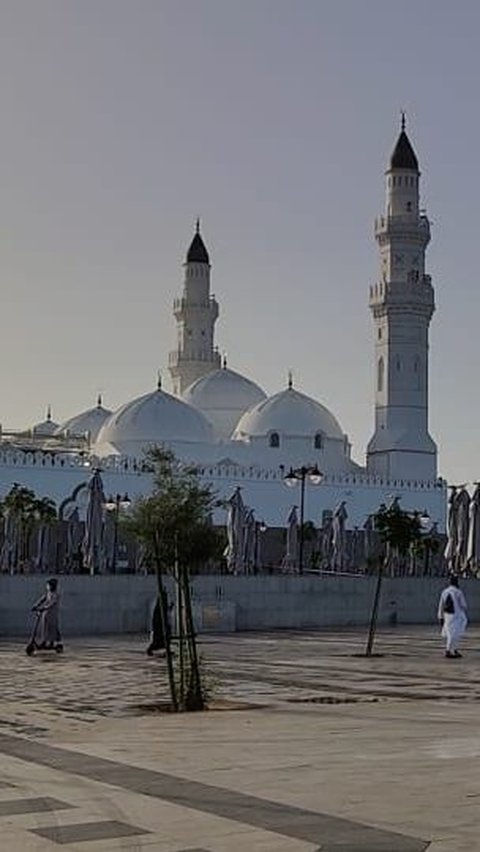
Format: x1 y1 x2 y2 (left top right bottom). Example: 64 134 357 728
437 574 468 658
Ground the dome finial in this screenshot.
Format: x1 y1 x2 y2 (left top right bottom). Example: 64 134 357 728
401 110 406 132
46 404 52 421
195 216 200 234
157 371 162 391
97 392 102 408
222 352 227 369
288 371 293 389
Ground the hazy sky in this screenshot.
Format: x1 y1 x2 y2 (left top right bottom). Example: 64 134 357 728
0 0 478 483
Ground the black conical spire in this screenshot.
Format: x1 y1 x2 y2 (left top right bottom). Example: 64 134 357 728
389 113 419 171
186 218 210 264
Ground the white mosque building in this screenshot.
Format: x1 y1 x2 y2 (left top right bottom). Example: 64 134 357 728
0 122 447 529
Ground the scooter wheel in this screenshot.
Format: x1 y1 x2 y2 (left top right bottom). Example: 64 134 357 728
55 644 64 654
25 645 35 656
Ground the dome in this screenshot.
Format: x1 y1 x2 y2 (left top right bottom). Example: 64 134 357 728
95 385 213 455
55 395 112 442
233 386 344 442
32 407 59 437
183 366 267 440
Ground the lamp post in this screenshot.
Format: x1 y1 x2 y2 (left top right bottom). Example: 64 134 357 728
254 519 267 573
105 493 131 572
283 465 323 573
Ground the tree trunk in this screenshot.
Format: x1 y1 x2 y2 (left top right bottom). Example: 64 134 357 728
153 534 178 711
182 566 205 710
365 554 385 657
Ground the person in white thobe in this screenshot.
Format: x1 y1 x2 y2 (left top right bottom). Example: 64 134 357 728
437 575 468 658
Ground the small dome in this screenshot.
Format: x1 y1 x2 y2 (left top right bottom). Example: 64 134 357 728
390 130 418 171
186 220 210 264
183 366 267 440
32 407 58 437
55 396 112 442
95 386 213 455
233 386 344 441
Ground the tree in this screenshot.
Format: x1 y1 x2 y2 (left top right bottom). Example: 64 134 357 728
365 501 422 656
124 447 223 711
0 484 57 572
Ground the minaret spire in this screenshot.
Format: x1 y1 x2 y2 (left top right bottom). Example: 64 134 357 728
401 110 406 132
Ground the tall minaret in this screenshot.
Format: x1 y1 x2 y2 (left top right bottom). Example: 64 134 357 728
168 220 221 395
367 117 437 481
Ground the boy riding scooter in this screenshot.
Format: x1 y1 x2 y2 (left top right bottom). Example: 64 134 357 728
26 577 63 655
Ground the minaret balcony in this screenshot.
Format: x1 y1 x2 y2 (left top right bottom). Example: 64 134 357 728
169 350 221 366
375 213 430 241
173 296 219 312
369 276 435 315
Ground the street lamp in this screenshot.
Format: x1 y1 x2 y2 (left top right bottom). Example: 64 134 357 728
283 465 323 573
254 519 267 573
105 493 131 572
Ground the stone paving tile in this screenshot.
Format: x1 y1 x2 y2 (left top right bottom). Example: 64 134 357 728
0 795 74 816
30 819 151 844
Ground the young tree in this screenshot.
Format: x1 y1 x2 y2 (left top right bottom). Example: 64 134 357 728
365 500 422 656
124 447 223 711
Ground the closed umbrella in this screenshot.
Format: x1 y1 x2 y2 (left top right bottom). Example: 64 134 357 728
225 487 245 574
332 501 348 571
282 506 299 573
444 487 458 571
34 523 50 573
83 470 106 575
66 506 83 572
0 509 20 573
455 487 470 575
467 484 480 575
242 508 256 574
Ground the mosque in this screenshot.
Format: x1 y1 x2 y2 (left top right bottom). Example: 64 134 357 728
0 121 447 529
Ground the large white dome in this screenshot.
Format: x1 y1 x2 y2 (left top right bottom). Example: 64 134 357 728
233 386 344 441
183 366 266 440
55 396 112 442
95 386 213 456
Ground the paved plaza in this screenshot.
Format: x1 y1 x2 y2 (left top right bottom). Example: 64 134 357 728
0 626 479 851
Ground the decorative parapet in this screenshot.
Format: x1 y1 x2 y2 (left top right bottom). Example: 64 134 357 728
0 447 448 491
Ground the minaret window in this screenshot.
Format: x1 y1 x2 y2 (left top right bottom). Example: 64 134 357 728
269 431 280 448
314 432 323 450
377 357 384 392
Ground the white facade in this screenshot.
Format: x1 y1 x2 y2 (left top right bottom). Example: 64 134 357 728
0 124 448 530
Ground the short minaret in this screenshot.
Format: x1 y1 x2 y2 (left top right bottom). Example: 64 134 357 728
367 117 437 481
168 220 221 395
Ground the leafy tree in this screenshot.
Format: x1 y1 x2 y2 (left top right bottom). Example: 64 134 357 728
0 484 57 571
365 500 422 656
124 447 223 711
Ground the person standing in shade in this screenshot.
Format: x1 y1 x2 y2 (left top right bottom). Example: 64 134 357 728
437 575 468 658
146 588 172 656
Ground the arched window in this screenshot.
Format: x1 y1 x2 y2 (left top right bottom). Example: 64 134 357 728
269 431 280 448
314 432 323 450
377 357 384 392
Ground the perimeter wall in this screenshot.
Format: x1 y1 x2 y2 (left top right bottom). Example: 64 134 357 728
0 575 478 637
